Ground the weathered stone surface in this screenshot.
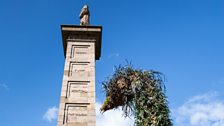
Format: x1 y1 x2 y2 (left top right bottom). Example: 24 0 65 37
61 25 102 60
80 5 90 26
57 25 101 126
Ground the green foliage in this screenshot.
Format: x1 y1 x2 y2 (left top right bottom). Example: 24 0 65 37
101 65 172 126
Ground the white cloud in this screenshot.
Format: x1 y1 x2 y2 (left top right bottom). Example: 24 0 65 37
0 83 9 90
96 102 134 126
43 106 59 123
108 53 120 59
174 92 224 126
42 103 133 125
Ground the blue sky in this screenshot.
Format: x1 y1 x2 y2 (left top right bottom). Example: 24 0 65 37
0 0 224 126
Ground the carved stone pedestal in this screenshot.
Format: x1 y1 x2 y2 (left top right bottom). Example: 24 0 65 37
57 25 102 126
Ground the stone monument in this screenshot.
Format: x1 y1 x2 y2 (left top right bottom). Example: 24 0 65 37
57 5 102 126
80 5 90 25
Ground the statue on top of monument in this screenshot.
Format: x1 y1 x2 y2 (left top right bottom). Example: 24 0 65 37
79 5 90 25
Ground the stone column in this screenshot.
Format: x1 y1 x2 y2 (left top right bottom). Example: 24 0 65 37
57 25 102 126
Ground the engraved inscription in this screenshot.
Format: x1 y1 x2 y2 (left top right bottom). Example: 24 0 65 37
75 47 88 55
76 51 87 54
65 104 88 124
66 81 89 99
74 69 85 73
69 62 90 77
70 45 90 58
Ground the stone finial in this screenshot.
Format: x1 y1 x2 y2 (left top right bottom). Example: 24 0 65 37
79 5 90 25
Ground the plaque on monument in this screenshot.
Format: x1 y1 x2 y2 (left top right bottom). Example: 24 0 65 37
70 43 94 62
66 81 89 102
69 62 90 80
64 104 88 124
70 45 91 59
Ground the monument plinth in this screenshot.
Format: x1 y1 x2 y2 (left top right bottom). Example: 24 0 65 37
57 25 102 126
